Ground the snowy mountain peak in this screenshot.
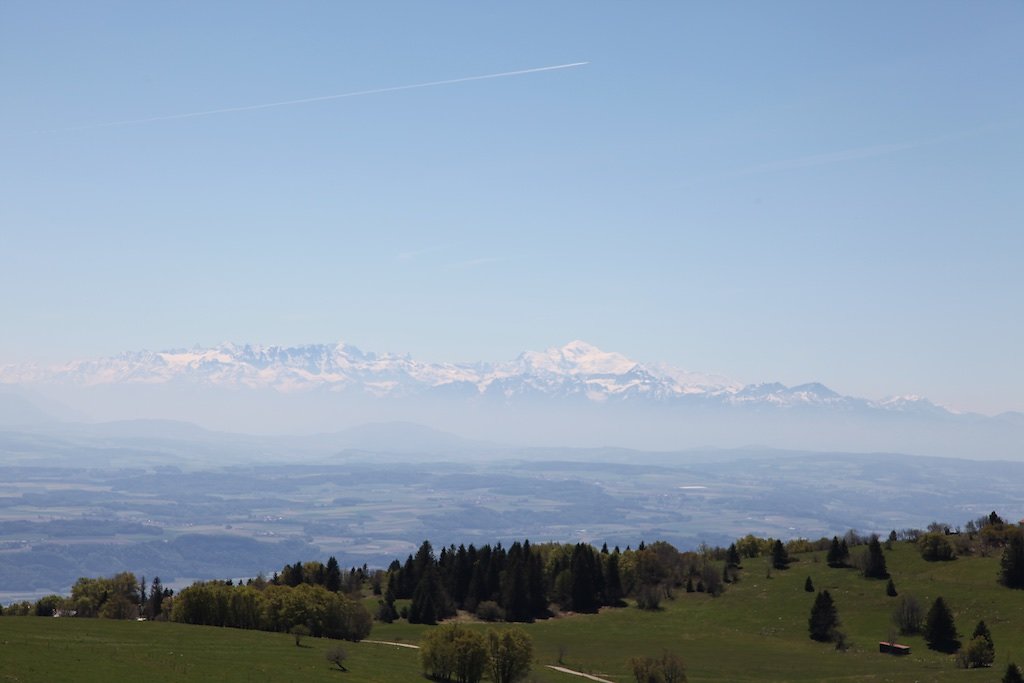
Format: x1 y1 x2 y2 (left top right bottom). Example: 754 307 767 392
517 340 639 376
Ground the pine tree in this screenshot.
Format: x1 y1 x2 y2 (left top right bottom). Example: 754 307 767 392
604 551 624 606
500 542 530 622
325 556 342 593
399 554 416 598
409 566 444 625
726 543 742 568
377 581 399 623
771 540 790 570
863 535 889 579
826 536 845 567
526 545 547 617
1004 663 1024 683
962 619 996 668
1000 532 1024 589
924 596 959 653
568 544 600 613
808 590 839 642
450 544 470 608
804 576 814 592
973 620 993 647
145 576 164 619
413 541 435 583
886 578 897 597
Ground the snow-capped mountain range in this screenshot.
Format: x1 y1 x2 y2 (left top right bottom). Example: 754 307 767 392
0 340 948 415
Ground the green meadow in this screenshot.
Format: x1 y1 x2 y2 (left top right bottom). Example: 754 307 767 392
2 542 1022 682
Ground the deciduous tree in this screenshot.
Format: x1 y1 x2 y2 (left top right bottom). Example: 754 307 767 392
487 628 532 683
892 595 923 634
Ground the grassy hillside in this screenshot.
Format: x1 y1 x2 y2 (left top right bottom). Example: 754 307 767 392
2 542 1022 682
0 617 422 682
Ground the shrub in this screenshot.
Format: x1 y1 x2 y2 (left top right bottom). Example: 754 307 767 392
892 595 923 634
918 533 956 561
325 645 347 671
475 601 505 622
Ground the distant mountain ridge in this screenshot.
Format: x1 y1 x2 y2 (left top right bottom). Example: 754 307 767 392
0 340 951 416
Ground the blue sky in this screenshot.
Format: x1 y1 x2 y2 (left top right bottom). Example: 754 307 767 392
2 1 1022 414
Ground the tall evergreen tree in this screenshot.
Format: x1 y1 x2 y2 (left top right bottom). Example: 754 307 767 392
1004 663 1024 683
604 551 624 606
501 542 531 622
399 554 416 598
486 544 505 605
145 576 164 619
726 543 742 568
569 544 600 613
1000 532 1024 588
452 544 472 608
325 556 342 593
413 541 435 583
804 576 814 592
467 546 490 610
409 565 451 625
924 596 959 652
771 540 790 570
524 542 547 618
973 619 993 647
377 581 398 623
826 536 848 567
961 619 996 668
863 535 889 579
808 590 839 642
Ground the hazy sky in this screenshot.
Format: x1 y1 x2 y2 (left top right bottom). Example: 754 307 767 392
2 2 1022 414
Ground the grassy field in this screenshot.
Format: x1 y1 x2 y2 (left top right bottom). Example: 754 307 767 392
2 543 1022 682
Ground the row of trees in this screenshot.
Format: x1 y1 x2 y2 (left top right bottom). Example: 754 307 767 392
385 537 751 624
419 624 532 683
628 652 687 683
0 572 173 621
170 580 372 641
387 540 627 624
273 556 373 594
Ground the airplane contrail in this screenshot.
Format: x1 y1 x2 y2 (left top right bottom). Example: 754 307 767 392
46 62 590 132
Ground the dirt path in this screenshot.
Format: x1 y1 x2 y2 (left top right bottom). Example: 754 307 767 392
546 665 616 682
361 639 420 649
